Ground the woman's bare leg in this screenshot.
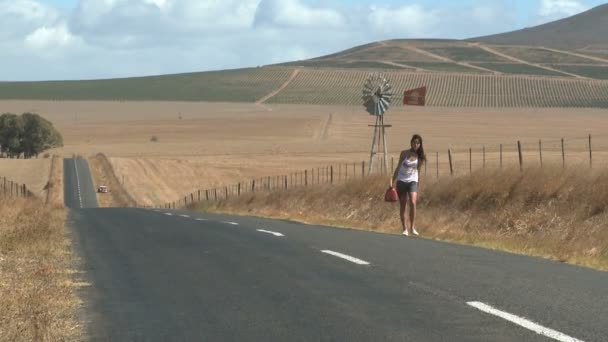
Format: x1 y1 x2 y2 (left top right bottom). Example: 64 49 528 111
399 194 408 232
408 192 418 232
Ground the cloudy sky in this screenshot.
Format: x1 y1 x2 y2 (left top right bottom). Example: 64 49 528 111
1 0 605 81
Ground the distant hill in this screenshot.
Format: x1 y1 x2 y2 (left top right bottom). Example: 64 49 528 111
2 8 608 108
471 4 608 49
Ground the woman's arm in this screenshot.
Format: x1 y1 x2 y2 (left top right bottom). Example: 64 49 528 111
392 151 406 187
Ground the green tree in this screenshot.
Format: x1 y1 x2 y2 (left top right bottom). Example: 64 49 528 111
21 113 63 158
0 113 24 158
0 112 62 158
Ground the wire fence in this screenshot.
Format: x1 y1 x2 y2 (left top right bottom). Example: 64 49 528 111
0 176 33 198
159 134 606 209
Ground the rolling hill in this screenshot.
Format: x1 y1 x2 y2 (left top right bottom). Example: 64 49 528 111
2 5 608 108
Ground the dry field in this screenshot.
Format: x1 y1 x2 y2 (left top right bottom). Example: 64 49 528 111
1 100 608 206
0 158 52 199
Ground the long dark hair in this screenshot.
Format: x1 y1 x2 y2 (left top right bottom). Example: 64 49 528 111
411 134 426 168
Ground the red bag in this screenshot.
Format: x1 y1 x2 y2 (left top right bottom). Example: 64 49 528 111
385 186 398 202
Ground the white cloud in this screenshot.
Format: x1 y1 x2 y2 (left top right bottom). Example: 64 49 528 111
0 0 61 40
366 5 440 37
25 23 80 50
254 0 345 29
0 0 579 81
539 0 589 20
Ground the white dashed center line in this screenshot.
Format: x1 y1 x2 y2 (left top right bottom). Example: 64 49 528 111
195 218 208 221
180 214 190 218
256 229 284 237
321 250 370 265
466 302 584 342
222 221 239 225
164 213 173 216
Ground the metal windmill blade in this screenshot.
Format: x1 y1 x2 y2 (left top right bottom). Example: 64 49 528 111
362 73 393 116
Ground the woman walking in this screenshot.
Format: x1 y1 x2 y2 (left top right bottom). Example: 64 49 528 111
392 134 426 236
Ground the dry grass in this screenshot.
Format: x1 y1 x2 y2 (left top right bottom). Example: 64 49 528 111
0 197 83 341
88 153 136 208
45 155 64 208
3 100 606 206
0 158 52 198
197 166 608 271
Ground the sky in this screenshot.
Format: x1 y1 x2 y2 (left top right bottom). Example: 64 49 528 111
1 0 606 81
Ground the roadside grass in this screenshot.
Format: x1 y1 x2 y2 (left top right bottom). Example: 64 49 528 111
195 166 608 271
0 197 83 341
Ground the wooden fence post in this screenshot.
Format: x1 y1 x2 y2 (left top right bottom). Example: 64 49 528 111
330 166 333 184
198 190 201 202
518 141 523 172
436 152 439 179
483 146 486 169
362 161 365 178
561 138 565 169
305 170 308 186
539 139 543 168
469 148 472 174
238 183 241 196
589 134 592 168
500 144 503 169
448 149 453 176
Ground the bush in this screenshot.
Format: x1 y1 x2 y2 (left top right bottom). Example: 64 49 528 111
150 136 159 142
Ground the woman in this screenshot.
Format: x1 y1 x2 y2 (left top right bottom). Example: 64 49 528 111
392 134 426 236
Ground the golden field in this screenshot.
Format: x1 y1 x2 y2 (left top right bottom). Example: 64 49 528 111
1 100 608 206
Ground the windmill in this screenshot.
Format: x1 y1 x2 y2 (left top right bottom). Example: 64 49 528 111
362 73 393 175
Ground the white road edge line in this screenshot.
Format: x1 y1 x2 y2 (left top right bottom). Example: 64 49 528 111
74 160 83 208
195 218 208 221
164 213 173 216
256 229 284 237
321 250 370 265
466 302 584 342
180 215 190 218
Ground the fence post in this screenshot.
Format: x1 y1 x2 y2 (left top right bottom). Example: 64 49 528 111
589 134 592 168
469 148 472 174
539 139 543 168
362 161 365 178
517 140 523 172
483 146 486 169
500 144 503 169
284 176 287 189
238 183 241 196
436 152 439 179
214 189 217 201
305 170 308 186
561 138 565 169
198 190 201 202
391 157 394 173
191 193 194 203
448 149 454 176
330 166 333 184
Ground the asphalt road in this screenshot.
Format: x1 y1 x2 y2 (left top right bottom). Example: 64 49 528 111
64 158 608 341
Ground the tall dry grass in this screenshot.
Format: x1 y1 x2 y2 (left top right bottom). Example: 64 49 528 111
197 165 608 271
0 197 83 341
88 153 137 208
44 155 64 208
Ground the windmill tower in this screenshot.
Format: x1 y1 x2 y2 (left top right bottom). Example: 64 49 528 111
362 73 393 175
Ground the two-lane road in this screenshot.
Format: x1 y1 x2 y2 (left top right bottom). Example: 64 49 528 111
65 158 608 341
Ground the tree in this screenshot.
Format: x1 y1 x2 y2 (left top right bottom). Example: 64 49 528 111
21 113 63 158
0 113 24 158
0 112 63 158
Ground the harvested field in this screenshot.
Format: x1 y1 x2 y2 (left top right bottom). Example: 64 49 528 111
2 100 608 206
0 158 52 198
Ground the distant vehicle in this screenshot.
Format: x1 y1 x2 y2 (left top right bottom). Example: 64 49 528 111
97 185 108 193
